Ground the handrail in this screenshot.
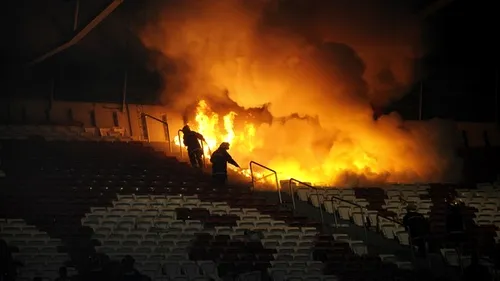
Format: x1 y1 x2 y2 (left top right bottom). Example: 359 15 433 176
288 178 325 228
142 113 172 152
255 173 276 182
249 161 282 204
288 180 369 240
177 130 183 158
375 212 404 227
375 212 425 264
177 129 205 168
326 194 369 241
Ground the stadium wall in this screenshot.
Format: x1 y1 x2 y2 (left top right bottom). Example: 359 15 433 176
0 98 185 142
1 98 499 148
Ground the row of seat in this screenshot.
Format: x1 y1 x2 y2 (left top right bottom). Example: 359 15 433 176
291 183 500 267
0 125 133 142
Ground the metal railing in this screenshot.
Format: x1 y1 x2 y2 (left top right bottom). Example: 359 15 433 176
177 129 205 167
249 161 282 204
177 130 183 158
288 178 324 228
375 212 429 265
142 113 171 153
326 194 369 241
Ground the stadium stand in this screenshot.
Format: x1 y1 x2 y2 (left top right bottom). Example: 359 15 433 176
0 124 498 281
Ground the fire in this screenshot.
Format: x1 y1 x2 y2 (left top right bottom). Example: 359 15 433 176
174 100 385 186
174 100 262 180
144 1 461 186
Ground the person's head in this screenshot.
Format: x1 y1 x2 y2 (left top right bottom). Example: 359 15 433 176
406 203 417 212
59 266 67 277
33 278 42 281
182 125 191 133
219 142 230 150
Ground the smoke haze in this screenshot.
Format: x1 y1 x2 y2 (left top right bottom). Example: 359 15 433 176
138 0 463 185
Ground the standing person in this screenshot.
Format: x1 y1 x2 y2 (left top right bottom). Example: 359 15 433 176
182 125 206 169
402 204 430 257
446 201 466 250
210 142 240 185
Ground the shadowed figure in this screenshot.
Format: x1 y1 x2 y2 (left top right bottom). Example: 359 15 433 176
445 201 466 250
402 204 429 258
182 125 206 169
177 208 274 280
210 142 240 185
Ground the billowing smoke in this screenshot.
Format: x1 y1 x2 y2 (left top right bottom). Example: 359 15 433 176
139 0 463 185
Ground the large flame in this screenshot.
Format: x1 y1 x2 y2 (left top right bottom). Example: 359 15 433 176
143 0 462 186
173 99 460 186
174 100 260 177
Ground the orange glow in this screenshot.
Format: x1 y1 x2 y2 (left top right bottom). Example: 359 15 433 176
174 100 266 181
143 1 461 186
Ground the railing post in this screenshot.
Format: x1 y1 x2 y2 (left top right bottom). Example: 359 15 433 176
200 141 206 168
275 173 282 204
145 116 151 143
177 130 183 158
163 115 172 153
250 162 255 191
249 161 281 203
141 113 172 149
329 197 339 227
288 179 296 211
377 213 421 266
315 190 324 229
359 206 368 241
289 178 325 228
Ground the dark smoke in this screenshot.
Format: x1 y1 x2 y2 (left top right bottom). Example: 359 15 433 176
138 0 463 184
137 0 422 112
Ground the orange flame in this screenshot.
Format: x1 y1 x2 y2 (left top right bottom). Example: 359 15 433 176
174 100 266 181
149 1 460 186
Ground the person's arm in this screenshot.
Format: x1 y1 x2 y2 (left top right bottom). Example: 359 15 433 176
195 132 205 141
226 152 240 168
228 158 239 168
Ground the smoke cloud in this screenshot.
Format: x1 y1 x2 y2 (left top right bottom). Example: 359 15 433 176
138 0 463 185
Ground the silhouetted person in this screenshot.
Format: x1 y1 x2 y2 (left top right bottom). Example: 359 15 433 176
446 202 465 249
33 278 43 281
210 142 240 185
463 254 492 281
402 204 429 258
55 266 71 281
182 125 206 169
118 255 145 281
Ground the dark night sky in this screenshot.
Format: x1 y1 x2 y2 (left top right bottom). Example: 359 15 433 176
2 0 499 122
